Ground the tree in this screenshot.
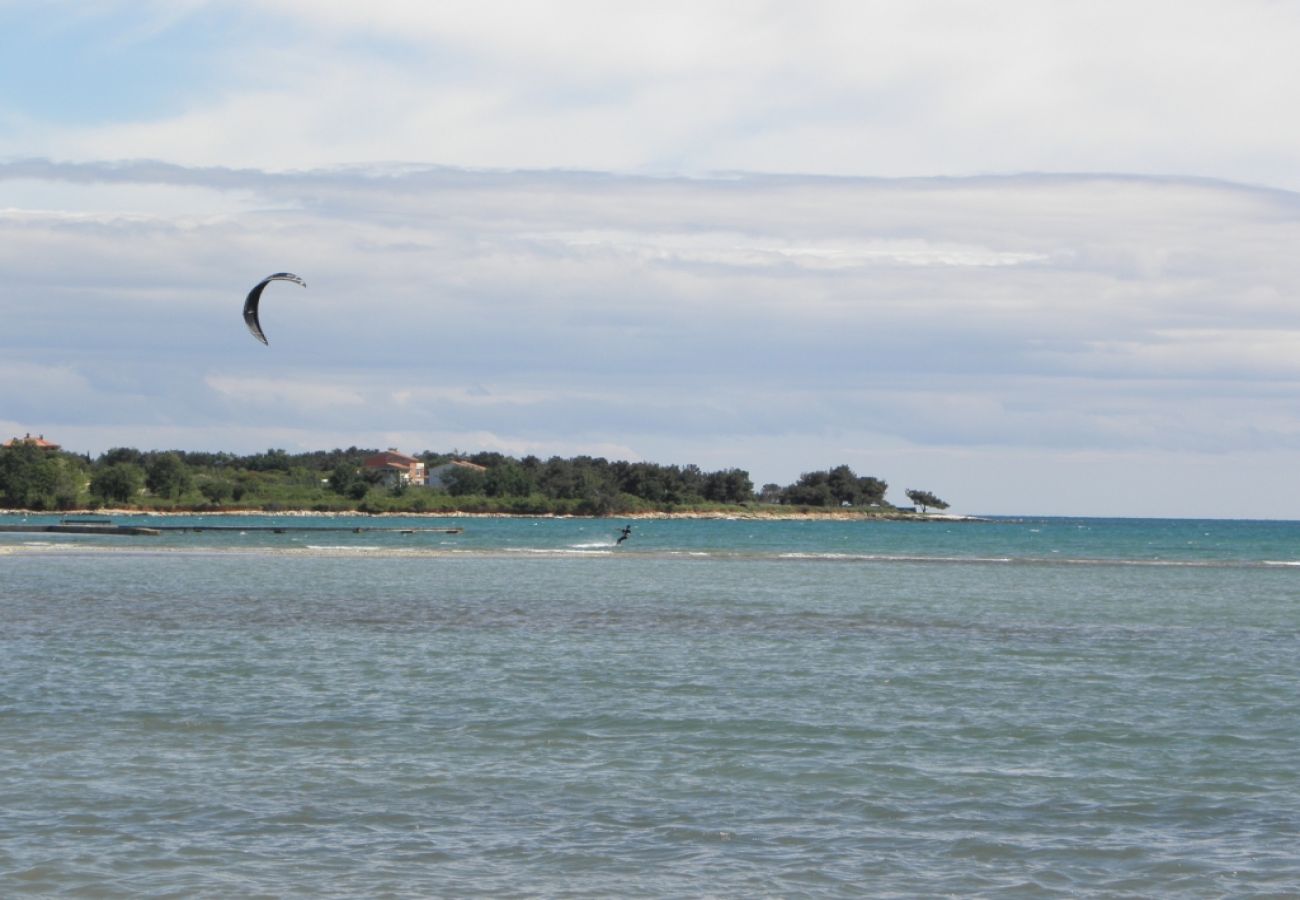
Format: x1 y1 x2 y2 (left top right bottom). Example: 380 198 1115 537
905 489 949 513
444 464 487 496
0 443 48 508
241 448 291 472
779 465 889 507
0 444 85 509
484 461 534 497
702 468 754 504
825 465 858 505
98 447 144 467
91 463 145 505
198 479 234 505
536 456 614 501
782 470 833 506
857 476 888 505
146 452 192 499
328 462 362 496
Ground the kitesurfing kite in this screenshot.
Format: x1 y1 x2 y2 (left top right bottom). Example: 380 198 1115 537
243 272 306 345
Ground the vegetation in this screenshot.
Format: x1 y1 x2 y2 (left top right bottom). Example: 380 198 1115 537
0 442 951 517
0 442 86 510
905 489 949 513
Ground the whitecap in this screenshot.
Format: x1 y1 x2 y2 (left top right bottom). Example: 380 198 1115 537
305 544 383 552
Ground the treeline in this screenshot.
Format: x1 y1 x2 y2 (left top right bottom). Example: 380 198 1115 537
0 443 936 515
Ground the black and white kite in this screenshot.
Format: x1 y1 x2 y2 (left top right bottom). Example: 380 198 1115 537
243 272 306 345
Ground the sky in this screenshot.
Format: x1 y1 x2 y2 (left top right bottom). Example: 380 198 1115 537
4 1 1300 517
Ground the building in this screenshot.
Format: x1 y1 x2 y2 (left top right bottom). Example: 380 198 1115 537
361 449 427 487
4 433 60 451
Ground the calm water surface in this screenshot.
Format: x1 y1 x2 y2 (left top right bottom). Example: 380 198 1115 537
2 515 1298 896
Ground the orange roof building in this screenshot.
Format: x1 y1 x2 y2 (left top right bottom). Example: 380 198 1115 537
4 433 60 451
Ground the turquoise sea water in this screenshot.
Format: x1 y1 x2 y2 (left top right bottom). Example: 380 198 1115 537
2 514 1298 896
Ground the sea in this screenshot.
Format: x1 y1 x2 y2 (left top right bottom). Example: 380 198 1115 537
2 513 1298 897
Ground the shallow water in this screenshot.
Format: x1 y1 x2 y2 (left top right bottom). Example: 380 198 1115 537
2 515 1298 896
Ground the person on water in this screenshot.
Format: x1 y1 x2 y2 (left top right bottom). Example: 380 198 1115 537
616 525 632 545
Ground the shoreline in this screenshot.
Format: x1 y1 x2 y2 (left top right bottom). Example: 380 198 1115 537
2 507 984 523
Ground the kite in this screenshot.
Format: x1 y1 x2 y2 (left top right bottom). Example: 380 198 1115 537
243 272 306 345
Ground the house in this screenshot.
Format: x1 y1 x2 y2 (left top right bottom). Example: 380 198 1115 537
4 433 60 451
426 459 487 490
361 449 427 487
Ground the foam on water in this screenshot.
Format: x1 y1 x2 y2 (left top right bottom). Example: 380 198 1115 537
304 544 383 552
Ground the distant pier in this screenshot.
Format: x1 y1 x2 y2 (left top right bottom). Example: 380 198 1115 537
0 523 162 536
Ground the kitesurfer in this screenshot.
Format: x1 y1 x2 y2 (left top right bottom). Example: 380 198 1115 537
616 525 632 545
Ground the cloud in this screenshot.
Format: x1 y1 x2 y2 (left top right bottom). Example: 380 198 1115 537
11 3 1300 516
6 156 1300 513
5 2 1300 189
204 375 366 412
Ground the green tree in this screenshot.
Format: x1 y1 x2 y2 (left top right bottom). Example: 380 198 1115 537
445 465 487 496
0 444 85 509
905 489 949 513
46 456 86 509
484 461 534 497
327 462 362 496
782 470 833 506
198 479 234 505
0 444 44 507
782 465 887 507
615 462 671 503
826 465 860 505
857 476 888 505
91 463 145 505
146 452 192 499
702 468 754 504
538 456 609 500
98 447 144 467
242 448 291 472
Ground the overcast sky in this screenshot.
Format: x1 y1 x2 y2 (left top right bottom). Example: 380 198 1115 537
5 1 1300 517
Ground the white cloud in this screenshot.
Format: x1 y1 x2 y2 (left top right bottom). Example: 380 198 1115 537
0 179 266 218
537 230 1048 270
7 2 1300 188
204 375 366 412
6 162 1300 515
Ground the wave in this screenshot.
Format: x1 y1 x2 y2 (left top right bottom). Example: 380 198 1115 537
304 544 384 552
778 551 1013 563
507 547 614 556
3 538 1297 569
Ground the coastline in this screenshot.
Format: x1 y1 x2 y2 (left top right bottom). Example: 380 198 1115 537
1 507 984 523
